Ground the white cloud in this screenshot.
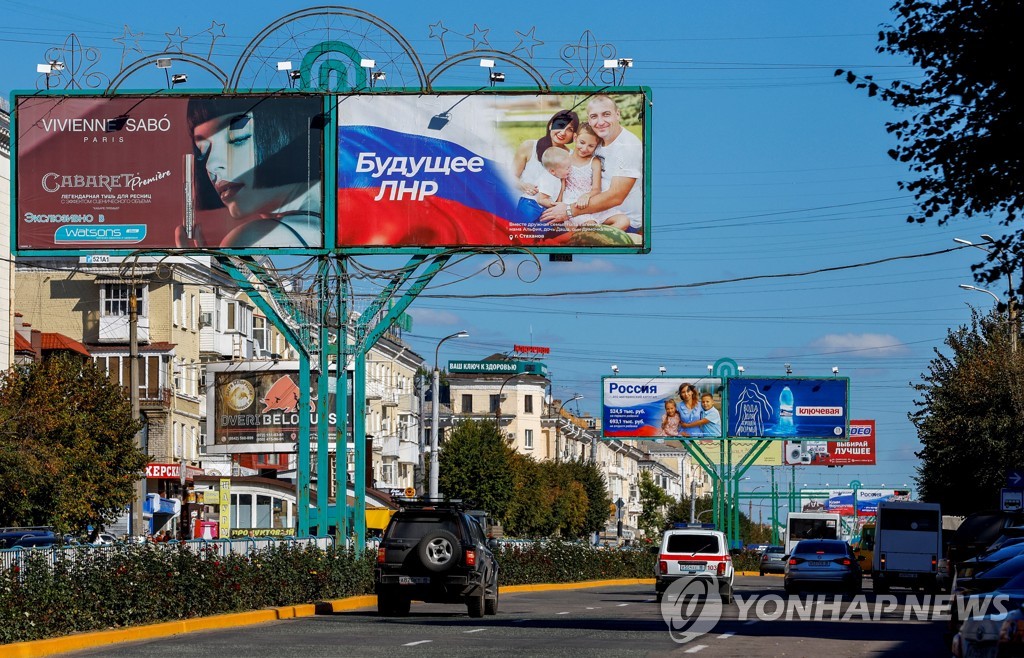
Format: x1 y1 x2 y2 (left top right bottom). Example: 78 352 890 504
809 333 909 357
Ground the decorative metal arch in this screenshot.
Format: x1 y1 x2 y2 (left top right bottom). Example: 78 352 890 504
426 49 548 91
106 53 229 93
229 6 427 92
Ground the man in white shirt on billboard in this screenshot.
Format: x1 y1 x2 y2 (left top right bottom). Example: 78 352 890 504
539 94 643 234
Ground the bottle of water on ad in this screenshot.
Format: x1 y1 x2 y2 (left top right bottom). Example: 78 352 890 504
779 386 795 434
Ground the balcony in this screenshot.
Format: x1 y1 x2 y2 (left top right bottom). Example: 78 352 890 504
124 386 172 410
98 314 149 344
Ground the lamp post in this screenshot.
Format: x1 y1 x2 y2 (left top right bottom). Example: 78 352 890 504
956 236 1018 353
495 373 521 427
429 331 468 499
555 394 583 463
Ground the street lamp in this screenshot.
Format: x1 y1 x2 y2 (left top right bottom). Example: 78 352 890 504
956 236 1018 353
495 373 521 426
430 331 468 499
555 394 583 463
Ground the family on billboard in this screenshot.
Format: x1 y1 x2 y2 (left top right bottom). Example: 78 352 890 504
335 91 646 249
14 94 325 250
602 377 723 439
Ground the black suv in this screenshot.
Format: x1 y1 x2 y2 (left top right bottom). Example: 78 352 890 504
374 500 500 617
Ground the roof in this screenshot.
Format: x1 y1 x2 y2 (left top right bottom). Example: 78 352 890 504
40 333 91 357
13 332 33 353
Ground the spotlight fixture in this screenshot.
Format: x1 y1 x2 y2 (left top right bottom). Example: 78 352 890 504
658 366 666 375
785 363 793 375
289 70 301 80
707 364 713 375
277 61 293 71
611 364 619 374
832 366 840 375
603 59 619 69
155 58 172 69
171 73 188 85
360 58 376 68
49 60 65 72
737 366 745 374
617 58 633 68
489 71 505 85
36 63 51 74
371 71 386 81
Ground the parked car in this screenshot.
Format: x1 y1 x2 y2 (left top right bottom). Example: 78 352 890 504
759 546 787 576
11 534 76 548
947 511 1024 570
654 523 734 604
956 554 1024 597
374 500 499 618
952 606 1024 658
955 543 1024 583
950 569 1024 644
784 539 862 595
0 528 53 549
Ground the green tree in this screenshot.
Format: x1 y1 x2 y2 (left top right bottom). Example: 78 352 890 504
637 471 674 539
0 354 147 535
437 419 515 520
912 309 1024 514
563 457 612 537
836 0 1023 292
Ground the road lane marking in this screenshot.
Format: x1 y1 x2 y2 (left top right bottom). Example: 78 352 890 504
718 632 734 639
684 645 708 653
464 629 486 634
403 640 432 646
617 603 629 607
557 611 571 615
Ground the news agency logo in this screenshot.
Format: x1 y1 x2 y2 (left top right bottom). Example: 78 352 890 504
659 578 722 644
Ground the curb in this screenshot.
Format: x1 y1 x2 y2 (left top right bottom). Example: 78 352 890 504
0 582 654 657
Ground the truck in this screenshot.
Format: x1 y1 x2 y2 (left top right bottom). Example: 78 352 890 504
784 512 842 555
871 500 942 593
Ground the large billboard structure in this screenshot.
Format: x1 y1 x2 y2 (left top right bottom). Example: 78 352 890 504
14 94 326 251
11 89 650 256
727 377 850 440
602 376 724 439
783 420 876 466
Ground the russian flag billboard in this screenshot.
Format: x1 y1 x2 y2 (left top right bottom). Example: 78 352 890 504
336 91 649 252
601 376 724 439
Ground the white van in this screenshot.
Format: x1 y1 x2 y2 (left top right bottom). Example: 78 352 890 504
871 500 942 593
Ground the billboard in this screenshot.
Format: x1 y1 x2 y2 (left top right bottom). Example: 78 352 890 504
602 376 723 438
209 368 337 452
802 487 912 516
783 420 876 466
727 377 850 440
336 91 649 252
693 439 784 466
14 94 325 251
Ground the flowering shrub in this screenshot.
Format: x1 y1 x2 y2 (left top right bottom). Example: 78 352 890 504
0 541 652 644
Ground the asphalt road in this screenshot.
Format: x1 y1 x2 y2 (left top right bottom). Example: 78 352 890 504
61 576 949 657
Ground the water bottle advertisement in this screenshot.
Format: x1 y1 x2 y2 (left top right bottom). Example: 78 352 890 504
601 376 724 438
726 377 849 440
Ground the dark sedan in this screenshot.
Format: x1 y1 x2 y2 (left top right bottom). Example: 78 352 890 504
760 546 787 575
784 539 862 595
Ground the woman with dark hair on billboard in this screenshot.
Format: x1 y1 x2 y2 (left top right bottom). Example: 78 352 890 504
512 109 578 195
177 96 323 248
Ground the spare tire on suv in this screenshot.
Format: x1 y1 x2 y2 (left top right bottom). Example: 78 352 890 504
375 500 500 618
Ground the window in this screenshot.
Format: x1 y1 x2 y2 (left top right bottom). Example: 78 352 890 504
190 294 198 331
461 394 473 413
102 283 146 317
489 394 500 413
380 463 395 485
524 429 534 449
253 316 269 355
233 493 253 528
256 495 273 528
225 301 237 332
524 395 533 413
172 284 182 326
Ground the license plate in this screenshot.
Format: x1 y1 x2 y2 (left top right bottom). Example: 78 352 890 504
808 561 830 567
678 562 709 572
898 572 918 578
398 576 429 585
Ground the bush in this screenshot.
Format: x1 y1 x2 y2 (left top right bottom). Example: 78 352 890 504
0 540 652 644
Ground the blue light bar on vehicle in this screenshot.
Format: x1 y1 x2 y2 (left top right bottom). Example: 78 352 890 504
671 523 716 530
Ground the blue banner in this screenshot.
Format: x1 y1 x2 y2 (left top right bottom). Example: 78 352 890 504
726 377 849 440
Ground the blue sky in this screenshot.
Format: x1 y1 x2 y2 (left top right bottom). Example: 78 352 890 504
1 1 1005 512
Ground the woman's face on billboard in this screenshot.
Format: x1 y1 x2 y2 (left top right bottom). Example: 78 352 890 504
193 112 288 219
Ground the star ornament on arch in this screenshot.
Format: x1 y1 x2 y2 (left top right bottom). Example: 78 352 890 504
512 27 543 60
164 27 189 53
465 24 490 50
113 24 144 58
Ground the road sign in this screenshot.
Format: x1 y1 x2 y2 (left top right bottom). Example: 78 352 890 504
1007 470 1024 489
1002 489 1023 513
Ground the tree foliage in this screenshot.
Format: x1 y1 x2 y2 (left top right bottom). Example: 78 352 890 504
0 355 147 535
437 420 516 520
912 309 1024 514
837 0 1024 293
637 470 674 538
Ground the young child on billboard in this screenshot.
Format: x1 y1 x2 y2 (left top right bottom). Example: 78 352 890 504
661 399 682 437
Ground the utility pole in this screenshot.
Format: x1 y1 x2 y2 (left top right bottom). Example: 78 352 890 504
690 478 697 523
415 373 425 495
129 286 146 538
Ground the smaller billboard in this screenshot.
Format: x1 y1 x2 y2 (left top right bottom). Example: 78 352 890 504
602 376 723 439
694 439 784 466
727 377 849 440
783 420 876 466
802 488 911 516
447 360 547 376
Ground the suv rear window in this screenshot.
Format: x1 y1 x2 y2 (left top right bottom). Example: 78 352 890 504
389 515 460 540
666 534 720 553
795 540 847 555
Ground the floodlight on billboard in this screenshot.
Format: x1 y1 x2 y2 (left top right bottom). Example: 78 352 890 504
601 376 723 439
335 90 650 253
14 93 327 253
726 377 850 440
